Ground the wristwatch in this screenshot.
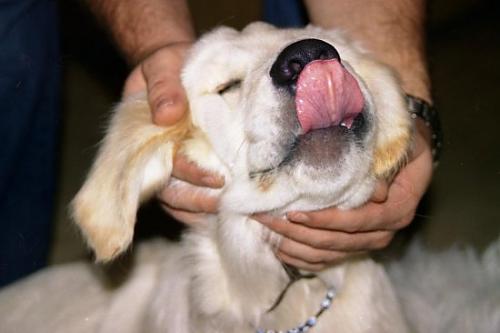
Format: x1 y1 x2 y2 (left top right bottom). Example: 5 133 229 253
406 94 443 166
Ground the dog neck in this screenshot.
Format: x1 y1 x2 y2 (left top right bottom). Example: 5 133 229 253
218 213 291 307
184 212 345 331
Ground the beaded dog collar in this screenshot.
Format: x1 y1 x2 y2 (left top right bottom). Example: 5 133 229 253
256 286 337 333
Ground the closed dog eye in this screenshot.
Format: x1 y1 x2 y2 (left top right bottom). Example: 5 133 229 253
216 79 242 95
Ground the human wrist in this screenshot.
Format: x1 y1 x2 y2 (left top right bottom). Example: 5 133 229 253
87 0 195 65
139 40 193 67
389 53 432 105
305 0 431 103
129 33 195 66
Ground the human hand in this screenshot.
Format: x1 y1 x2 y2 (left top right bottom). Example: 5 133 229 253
123 41 192 126
157 155 224 226
123 42 224 225
254 120 433 271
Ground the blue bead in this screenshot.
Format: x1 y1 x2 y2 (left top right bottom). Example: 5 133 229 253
306 317 317 326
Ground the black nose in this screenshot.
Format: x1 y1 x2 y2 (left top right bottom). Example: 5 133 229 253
270 38 341 92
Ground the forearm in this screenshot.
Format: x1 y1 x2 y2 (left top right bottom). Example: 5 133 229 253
87 0 195 64
305 0 431 102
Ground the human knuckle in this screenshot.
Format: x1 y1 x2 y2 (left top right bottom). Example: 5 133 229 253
149 81 169 99
194 195 209 212
269 221 287 235
202 197 218 213
199 199 212 213
313 236 332 249
395 212 416 230
304 251 324 264
159 188 177 205
374 233 394 249
276 238 290 252
402 214 415 228
328 252 347 263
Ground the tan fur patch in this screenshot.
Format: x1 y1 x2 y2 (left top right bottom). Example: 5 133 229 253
372 132 412 179
117 111 198 208
124 112 195 177
257 172 276 192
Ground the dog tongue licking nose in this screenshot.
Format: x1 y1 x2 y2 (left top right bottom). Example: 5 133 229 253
296 59 365 133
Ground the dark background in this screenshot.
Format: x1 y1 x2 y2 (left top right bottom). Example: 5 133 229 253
50 0 500 263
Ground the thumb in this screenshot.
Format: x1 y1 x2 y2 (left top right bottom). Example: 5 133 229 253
141 43 192 126
123 66 147 97
371 180 389 203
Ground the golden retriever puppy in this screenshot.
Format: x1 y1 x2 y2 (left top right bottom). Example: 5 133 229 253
2 23 415 333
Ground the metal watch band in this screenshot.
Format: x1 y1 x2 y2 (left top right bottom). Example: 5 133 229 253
406 94 443 165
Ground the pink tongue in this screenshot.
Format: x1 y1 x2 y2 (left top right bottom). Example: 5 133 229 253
295 59 365 133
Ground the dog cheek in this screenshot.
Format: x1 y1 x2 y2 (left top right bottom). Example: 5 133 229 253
372 132 412 178
352 59 413 179
255 173 278 192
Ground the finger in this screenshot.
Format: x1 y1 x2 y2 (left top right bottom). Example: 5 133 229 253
286 203 386 233
159 183 219 213
147 75 188 126
288 126 434 234
287 178 422 233
276 251 325 272
160 204 211 227
254 214 395 251
371 180 389 203
172 154 224 188
255 215 332 249
279 238 351 265
142 44 191 126
123 66 147 97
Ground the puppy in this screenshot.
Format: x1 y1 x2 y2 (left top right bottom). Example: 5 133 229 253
73 22 412 332
1 23 414 333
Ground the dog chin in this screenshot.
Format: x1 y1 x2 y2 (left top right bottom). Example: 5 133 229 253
279 112 370 168
247 94 373 176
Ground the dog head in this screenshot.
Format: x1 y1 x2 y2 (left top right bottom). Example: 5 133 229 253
182 22 412 214
72 22 413 261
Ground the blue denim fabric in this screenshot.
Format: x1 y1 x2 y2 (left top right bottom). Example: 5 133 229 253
0 0 60 287
263 0 308 27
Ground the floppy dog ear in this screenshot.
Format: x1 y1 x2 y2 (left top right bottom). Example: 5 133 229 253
71 97 193 262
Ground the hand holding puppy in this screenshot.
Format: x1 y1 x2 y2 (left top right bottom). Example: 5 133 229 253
140 45 432 270
122 43 224 225
254 122 433 271
94 0 433 268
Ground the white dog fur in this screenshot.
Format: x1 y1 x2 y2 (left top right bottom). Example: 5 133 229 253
0 23 498 333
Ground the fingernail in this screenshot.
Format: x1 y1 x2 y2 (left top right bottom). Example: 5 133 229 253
288 212 310 223
153 99 181 126
201 175 225 188
155 98 176 112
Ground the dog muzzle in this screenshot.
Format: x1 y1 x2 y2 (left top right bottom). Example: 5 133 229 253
295 59 365 133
